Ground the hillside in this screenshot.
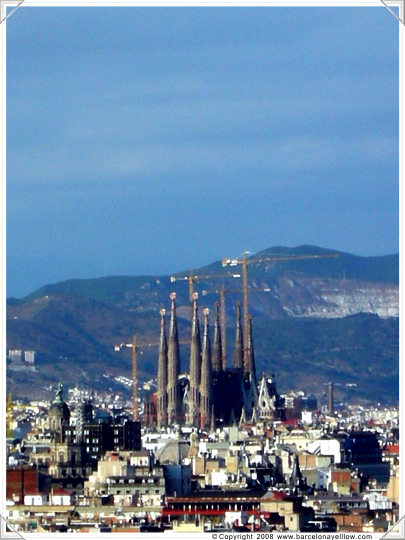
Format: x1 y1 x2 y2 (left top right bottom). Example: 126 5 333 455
13 245 398 318
6 245 399 404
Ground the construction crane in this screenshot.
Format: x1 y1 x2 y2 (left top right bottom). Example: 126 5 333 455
113 336 146 422
114 335 191 421
6 391 13 439
202 284 271 368
170 270 241 304
222 251 339 371
114 338 190 352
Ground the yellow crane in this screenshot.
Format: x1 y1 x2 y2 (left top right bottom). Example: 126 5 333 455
114 335 191 421
222 251 339 371
7 391 13 438
202 284 271 368
170 270 240 304
113 336 144 422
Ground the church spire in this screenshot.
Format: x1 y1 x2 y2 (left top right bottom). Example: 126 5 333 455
200 308 213 430
245 315 257 387
212 302 222 372
188 292 201 426
289 453 306 494
157 308 168 429
233 302 243 370
167 293 181 425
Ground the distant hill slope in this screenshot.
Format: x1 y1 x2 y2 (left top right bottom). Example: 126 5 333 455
15 245 398 318
6 245 399 404
253 313 398 404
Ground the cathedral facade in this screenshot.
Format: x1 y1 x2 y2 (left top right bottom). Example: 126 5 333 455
155 292 284 430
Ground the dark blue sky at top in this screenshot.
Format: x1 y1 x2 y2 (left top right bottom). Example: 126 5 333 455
6 6 399 298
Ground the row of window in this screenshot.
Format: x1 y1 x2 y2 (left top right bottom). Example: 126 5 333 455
113 489 162 495
109 478 157 485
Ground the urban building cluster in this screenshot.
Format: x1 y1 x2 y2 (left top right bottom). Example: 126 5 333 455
5 294 400 534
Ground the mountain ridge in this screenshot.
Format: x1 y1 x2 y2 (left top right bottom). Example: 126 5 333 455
6 245 399 404
10 245 399 307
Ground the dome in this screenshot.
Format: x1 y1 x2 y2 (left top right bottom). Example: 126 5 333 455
49 384 70 421
49 400 70 419
155 439 190 464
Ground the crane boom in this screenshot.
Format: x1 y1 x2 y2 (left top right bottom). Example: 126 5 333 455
170 270 240 302
222 251 339 373
170 270 241 324
203 284 271 369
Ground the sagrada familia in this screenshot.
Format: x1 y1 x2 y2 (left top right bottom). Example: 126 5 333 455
154 292 285 430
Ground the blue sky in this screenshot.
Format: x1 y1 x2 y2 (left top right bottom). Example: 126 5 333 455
6 6 399 298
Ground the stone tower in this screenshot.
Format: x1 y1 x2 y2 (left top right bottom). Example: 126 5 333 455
187 293 201 426
200 308 213 429
245 315 257 387
233 302 243 370
157 308 168 429
49 384 70 443
211 302 222 372
167 293 181 425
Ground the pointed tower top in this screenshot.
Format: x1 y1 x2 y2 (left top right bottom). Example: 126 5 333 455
290 452 305 493
212 302 222 372
158 308 168 356
167 291 181 424
202 308 210 350
157 309 168 429
234 302 243 370
189 286 202 405
201 306 211 377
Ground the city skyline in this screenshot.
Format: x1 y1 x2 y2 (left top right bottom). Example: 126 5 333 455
6 5 399 297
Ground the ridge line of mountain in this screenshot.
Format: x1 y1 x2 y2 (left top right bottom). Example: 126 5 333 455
7 245 399 305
